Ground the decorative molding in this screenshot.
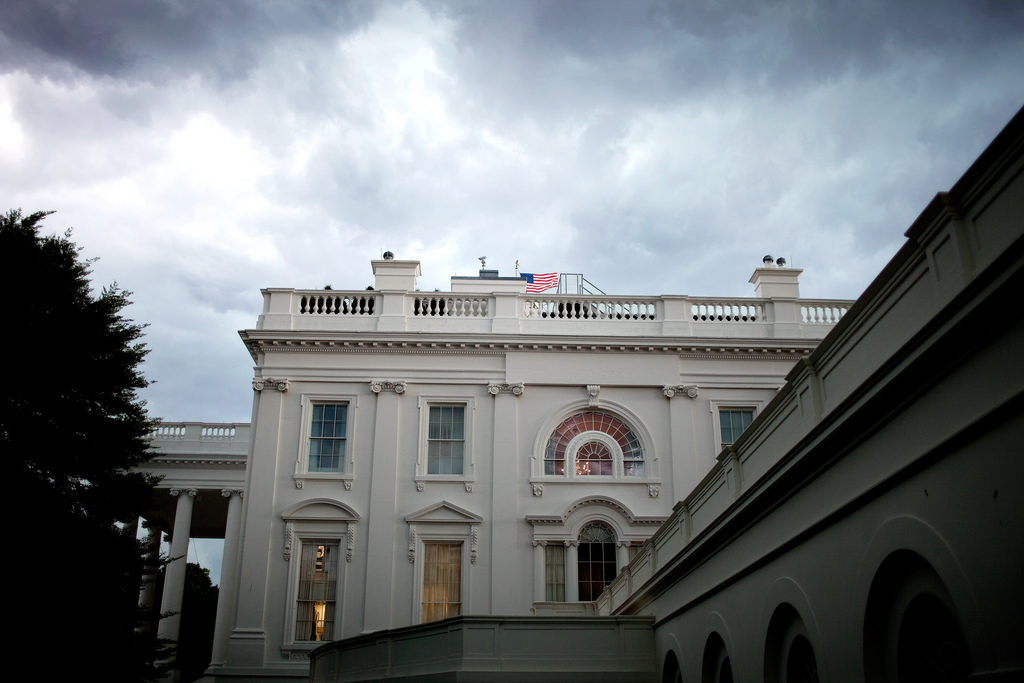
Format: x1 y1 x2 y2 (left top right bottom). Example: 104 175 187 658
488 382 525 396
283 522 294 561
408 528 417 563
470 527 479 564
343 480 353 491
169 487 198 498
244 337 820 360
370 379 407 394
586 384 601 407
527 495 664 528
648 484 661 498
253 377 289 392
532 483 544 497
663 384 699 399
416 481 425 492
346 527 355 563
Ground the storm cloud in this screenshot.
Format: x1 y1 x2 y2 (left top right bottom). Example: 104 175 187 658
2 0 1021 421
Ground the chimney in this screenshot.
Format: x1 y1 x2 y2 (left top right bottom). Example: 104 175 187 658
749 257 801 298
372 254 421 291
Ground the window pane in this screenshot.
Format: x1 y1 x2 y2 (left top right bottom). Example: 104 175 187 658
720 408 754 446
310 403 347 472
296 542 338 641
577 523 617 601
427 405 465 475
545 545 565 601
422 542 462 623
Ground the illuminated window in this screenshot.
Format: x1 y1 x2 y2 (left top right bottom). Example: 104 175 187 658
422 542 462 623
295 542 337 641
427 405 465 475
309 403 347 472
544 411 644 477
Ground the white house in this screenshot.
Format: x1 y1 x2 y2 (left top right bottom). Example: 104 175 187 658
146 106 1023 683
145 247 849 680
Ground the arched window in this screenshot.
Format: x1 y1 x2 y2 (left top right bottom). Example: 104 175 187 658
544 412 644 477
577 522 617 600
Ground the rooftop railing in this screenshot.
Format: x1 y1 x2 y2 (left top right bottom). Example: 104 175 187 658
254 288 853 339
148 422 250 446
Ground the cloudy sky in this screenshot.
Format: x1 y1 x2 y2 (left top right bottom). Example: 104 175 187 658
3 0 1022 424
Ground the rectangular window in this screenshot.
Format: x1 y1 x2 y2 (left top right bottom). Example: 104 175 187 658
719 408 755 446
427 405 465 475
310 403 347 472
545 544 566 601
295 542 337 641
422 542 462 623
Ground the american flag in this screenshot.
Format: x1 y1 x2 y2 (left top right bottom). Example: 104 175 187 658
522 272 558 293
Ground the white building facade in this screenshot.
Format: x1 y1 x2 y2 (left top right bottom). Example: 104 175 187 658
200 258 850 681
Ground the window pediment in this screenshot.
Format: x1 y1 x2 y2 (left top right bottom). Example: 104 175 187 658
405 501 483 525
282 498 360 522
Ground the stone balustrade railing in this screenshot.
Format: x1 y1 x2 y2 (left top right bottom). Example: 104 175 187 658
523 296 659 320
411 293 489 317
149 422 250 444
255 288 855 339
688 299 765 322
800 300 851 324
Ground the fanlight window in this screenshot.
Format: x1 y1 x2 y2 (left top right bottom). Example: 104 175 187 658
544 412 644 477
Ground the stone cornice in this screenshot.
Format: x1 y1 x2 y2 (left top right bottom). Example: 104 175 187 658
147 455 247 467
240 333 816 361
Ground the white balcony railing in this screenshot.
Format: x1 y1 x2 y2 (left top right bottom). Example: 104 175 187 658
255 288 855 339
800 300 851 324
148 422 250 444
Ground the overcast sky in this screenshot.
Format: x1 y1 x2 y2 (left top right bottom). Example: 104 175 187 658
3 0 1022 423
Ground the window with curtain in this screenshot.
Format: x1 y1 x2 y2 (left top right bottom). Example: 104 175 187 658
577 523 617 601
295 542 338 641
422 542 462 622
545 544 566 601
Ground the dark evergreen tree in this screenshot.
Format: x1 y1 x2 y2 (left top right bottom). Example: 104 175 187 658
0 210 163 681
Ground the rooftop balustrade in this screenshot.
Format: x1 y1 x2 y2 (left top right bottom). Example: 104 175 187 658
148 422 250 458
254 288 854 339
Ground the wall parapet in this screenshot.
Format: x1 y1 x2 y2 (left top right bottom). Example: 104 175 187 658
309 615 656 683
254 288 854 339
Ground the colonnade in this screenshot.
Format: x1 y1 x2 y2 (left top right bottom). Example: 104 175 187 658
137 486 244 678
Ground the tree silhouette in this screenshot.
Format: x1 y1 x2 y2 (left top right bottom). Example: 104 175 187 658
1 210 162 681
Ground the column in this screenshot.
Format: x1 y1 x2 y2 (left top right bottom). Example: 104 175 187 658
488 382 524 613
616 541 630 574
664 384 702 498
137 523 161 633
565 540 579 602
532 541 546 603
158 488 197 642
225 378 287 668
209 489 244 667
362 380 405 632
